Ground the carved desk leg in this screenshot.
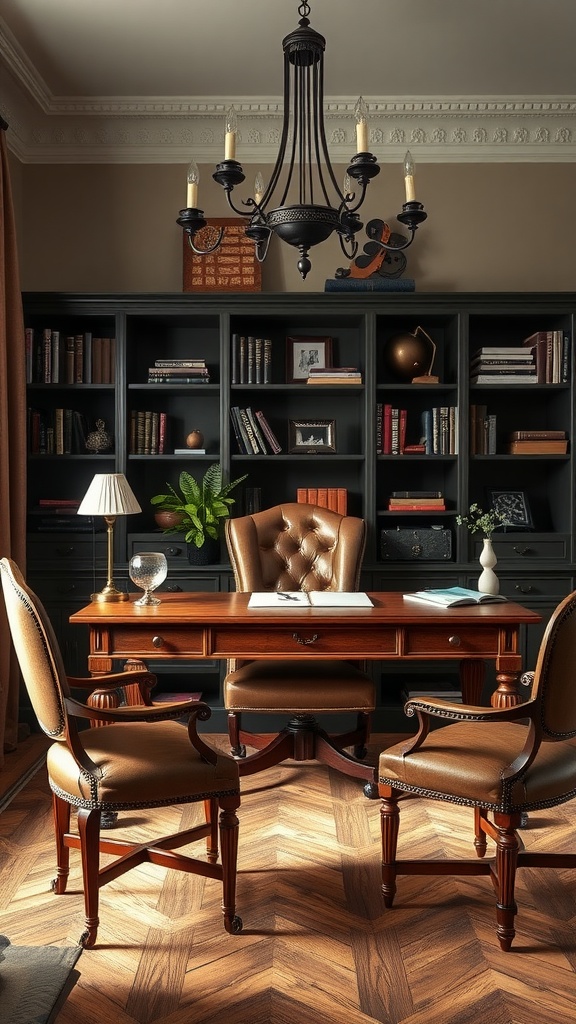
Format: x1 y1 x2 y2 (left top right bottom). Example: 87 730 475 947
459 659 485 705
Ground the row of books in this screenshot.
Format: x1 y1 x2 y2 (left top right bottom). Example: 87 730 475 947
296 487 348 514
386 490 446 512
230 407 282 455
26 329 116 384
306 366 362 385
522 330 570 384
28 407 91 455
231 335 272 385
129 410 168 454
147 358 210 384
470 404 497 455
376 404 459 456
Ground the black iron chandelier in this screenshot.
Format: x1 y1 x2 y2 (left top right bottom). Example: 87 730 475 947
177 1 427 280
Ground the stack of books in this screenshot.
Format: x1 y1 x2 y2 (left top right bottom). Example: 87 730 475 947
506 429 568 454
230 407 282 454
470 347 537 384
29 498 92 532
296 487 347 514
306 366 362 384
147 359 210 384
386 490 446 512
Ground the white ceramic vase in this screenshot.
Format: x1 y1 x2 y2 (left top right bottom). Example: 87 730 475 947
478 537 499 595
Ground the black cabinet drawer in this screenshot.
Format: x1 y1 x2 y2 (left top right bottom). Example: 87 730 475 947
477 535 569 562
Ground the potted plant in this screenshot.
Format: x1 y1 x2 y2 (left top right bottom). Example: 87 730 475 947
151 463 248 564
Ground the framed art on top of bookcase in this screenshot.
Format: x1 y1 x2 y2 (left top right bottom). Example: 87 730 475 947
183 219 262 293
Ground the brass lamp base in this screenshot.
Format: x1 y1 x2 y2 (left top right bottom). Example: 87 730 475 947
91 586 129 603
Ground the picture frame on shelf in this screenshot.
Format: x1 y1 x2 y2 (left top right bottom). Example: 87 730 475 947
488 490 533 530
289 419 336 454
286 336 333 382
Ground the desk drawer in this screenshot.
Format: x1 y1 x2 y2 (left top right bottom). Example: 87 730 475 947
209 625 399 658
404 626 500 657
102 626 205 658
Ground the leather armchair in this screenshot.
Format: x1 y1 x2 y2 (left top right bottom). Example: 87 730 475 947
0 558 242 948
378 587 576 951
224 503 376 782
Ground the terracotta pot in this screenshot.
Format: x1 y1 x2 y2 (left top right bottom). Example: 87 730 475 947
154 511 184 530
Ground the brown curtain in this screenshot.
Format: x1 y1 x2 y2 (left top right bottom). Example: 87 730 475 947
0 121 27 763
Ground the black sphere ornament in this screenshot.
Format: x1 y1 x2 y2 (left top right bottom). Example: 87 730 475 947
382 327 437 383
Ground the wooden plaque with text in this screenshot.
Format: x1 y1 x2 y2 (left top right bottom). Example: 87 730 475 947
183 218 262 293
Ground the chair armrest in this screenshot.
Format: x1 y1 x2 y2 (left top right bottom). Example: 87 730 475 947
65 695 210 725
66 670 156 704
402 697 536 756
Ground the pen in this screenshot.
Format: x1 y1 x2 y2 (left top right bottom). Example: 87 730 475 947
278 592 299 601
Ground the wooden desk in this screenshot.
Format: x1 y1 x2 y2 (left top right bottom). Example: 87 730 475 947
70 591 541 709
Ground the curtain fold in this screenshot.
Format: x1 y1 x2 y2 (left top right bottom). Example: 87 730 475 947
0 126 27 761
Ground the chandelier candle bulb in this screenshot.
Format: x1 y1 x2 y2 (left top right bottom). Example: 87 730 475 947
254 172 265 205
225 107 237 160
404 150 416 202
355 96 369 153
186 161 199 208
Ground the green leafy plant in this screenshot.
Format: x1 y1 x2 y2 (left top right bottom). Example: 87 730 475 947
456 502 506 538
150 464 248 548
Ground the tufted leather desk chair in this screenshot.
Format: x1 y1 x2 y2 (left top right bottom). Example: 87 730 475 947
379 587 576 952
0 557 242 948
224 503 376 780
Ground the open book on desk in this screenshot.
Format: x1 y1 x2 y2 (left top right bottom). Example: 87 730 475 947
404 586 507 608
248 591 373 608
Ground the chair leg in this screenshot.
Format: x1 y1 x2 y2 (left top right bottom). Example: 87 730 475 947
228 711 246 758
353 711 371 759
474 806 488 858
493 813 520 952
205 797 219 863
218 796 242 934
77 807 102 948
51 793 71 894
380 786 401 908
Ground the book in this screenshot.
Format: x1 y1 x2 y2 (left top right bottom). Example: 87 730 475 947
404 587 507 607
248 591 373 608
173 448 206 454
324 277 415 292
390 490 443 498
388 496 445 505
506 440 568 454
470 374 538 384
509 430 566 440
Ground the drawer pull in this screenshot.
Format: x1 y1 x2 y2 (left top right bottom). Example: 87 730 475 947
513 546 530 556
152 635 165 648
165 585 183 592
292 632 319 646
166 547 183 557
515 584 534 594
448 635 461 647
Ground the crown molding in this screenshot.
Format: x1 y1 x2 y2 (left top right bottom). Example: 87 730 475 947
3 39 576 164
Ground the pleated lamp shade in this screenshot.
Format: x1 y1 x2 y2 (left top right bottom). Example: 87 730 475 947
77 474 141 601
77 474 141 517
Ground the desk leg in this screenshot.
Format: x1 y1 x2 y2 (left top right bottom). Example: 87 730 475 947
491 672 523 709
459 660 485 705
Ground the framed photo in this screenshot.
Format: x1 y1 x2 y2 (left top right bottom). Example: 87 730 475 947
489 490 533 530
289 419 336 454
287 336 333 382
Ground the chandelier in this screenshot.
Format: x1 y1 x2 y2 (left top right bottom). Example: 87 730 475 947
177 1 427 280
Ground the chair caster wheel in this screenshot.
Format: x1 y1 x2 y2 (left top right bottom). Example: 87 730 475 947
363 781 379 799
231 744 246 758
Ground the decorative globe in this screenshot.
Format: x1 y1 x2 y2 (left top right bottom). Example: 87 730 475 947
382 331 434 382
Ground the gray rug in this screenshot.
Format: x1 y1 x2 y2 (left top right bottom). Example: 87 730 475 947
0 934 82 1024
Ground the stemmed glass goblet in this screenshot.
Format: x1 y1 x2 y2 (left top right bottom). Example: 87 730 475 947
129 552 168 606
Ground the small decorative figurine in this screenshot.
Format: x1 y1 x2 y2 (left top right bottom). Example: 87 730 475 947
186 430 204 449
85 418 113 453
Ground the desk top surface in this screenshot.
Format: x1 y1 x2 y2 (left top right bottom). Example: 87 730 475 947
70 592 542 627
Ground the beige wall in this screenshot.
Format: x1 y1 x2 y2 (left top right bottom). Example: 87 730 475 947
12 160 576 294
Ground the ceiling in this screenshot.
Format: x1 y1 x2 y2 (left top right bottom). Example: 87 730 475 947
2 0 576 164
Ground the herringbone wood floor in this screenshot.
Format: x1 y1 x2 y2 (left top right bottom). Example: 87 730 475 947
2 734 576 1024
